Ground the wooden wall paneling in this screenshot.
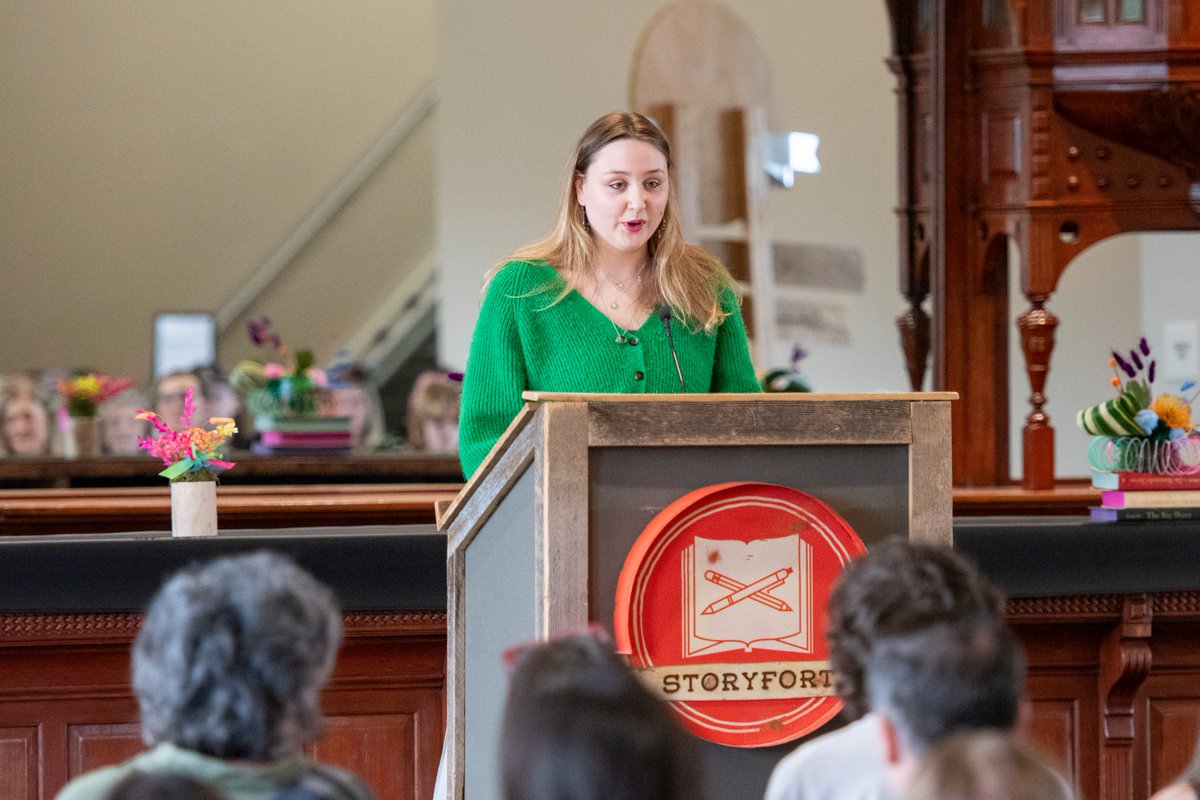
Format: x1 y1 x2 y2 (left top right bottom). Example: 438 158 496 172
0 611 447 800
1098 596 1154 800
0 726 39 800
68 722 144 776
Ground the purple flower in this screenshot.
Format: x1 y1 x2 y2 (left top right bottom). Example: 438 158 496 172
1140 338 1150 356
1149 360 1156 384
1113 351 1135 378
1130 350 1144 370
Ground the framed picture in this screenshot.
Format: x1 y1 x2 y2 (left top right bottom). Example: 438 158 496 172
153 312 216 378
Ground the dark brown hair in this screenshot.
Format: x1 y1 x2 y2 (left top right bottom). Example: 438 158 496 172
827 539 1006 718
500 633 698 800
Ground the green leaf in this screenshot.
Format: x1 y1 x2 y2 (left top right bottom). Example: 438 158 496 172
160 459 194 480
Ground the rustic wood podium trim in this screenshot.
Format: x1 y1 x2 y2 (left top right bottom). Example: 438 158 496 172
440 393 957 800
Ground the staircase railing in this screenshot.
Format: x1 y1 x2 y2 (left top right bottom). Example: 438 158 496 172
215 83 438 332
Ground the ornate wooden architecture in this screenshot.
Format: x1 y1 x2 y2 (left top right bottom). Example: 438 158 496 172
886 0 1200 488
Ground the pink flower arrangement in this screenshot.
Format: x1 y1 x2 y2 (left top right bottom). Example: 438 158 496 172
59 373 136 416
135 386 237 481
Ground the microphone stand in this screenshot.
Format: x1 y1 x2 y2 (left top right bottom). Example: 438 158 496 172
658 306 687 392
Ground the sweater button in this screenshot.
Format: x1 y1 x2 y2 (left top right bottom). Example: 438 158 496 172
634 371 645 381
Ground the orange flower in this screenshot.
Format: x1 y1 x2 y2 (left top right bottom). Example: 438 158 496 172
1151 394 1192 431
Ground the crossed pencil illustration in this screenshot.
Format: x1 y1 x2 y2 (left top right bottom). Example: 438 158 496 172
701 567 794 615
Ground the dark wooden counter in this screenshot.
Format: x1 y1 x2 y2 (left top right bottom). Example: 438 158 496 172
0 483 462 535
0 526 448 800
0 451 463 488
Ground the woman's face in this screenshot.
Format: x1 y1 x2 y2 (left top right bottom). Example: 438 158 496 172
332 387 371 445
155 374 206 426
2 396 49 456
101 408 146 455
576 138 669 261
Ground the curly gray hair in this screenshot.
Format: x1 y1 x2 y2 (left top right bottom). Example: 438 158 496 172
132 551 342 760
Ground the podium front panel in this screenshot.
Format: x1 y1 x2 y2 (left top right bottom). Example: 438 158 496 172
588 444 907 634
463 468 537 800
588 443 908 800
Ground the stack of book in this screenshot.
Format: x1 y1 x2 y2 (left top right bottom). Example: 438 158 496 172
251 416 353 455
1090 471 1200 521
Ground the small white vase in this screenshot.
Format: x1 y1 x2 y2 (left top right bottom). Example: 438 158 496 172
170 480 218 537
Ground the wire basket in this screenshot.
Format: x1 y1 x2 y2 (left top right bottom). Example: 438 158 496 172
1087 435 1200 475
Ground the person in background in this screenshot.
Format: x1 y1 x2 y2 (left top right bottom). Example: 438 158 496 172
96 389 151 455
105 771 227 800
407 371 460 453
764 540 1007 800
55 551 377 800
327 363 387 451
905 730 1073 800
868 618 1026 796
500 631 698 800
458 110 760 477
0 389 53 457
152 371 209 429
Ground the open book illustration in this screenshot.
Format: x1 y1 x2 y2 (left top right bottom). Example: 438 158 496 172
682 533 813 656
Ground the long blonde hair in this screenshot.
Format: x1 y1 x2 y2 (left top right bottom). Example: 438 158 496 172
490 111 735 333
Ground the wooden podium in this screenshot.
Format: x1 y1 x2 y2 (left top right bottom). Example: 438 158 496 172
436 392 955 800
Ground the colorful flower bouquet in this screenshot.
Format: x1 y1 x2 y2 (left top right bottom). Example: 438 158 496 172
229 316 329 419
58 373 135 417
1076 338 1200 474
136 386 237 482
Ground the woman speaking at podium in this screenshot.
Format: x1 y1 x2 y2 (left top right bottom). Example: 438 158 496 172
458 111 760 478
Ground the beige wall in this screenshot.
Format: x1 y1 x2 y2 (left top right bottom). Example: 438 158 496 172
0 1 435 386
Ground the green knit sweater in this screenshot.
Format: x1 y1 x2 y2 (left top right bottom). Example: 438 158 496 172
459 260 761 477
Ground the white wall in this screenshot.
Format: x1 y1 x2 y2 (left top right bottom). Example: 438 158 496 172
436 0 909 392
1009 236 1144 479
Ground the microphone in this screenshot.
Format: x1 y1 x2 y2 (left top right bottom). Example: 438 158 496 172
658 306 687 392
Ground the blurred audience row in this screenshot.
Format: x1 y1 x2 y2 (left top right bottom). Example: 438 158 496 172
50 540 1200 800
0 365 460 458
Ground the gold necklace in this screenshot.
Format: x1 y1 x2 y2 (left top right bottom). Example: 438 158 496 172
589 275 641 345
594 261 647 297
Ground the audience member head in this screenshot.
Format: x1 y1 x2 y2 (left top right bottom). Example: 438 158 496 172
868 618 1026 791
96 389 150 455
152 371 209 428
906 730 1073 800
195 366 242 422
407 371 460 453
106 770 227 800
827 538 1006 719
0 390 52 457
328 364 386 450
132 551 342 761
500 632 697 800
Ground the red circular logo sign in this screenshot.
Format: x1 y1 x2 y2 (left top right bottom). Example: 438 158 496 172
614 482 866 748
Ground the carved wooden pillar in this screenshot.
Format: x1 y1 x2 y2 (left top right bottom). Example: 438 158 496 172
1098 594 1153 800
1017 297 1059 490
897 303 930 391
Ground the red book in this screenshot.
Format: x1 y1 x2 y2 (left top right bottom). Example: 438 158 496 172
1091 471 1200 491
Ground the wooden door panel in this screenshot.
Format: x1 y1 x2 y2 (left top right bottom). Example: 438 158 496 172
0 727 39 800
